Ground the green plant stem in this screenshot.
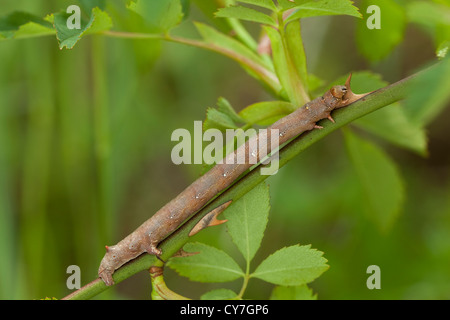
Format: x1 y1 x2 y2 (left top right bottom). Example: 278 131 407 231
61 72 414 300
237 263 251 299
236 244 252 299
277 12 309 105
102 30 281 95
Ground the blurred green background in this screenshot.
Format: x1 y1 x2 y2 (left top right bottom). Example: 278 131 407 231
0 0 449 299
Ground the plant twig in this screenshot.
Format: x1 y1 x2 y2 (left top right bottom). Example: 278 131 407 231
61 73 414 300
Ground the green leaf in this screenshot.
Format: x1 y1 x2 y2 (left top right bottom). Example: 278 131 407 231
407 1 450 27
128 0 184 33
328 72 427 155
277 0 306 11
236 0 278 11
404 57 450 127
49 7 112 49
192 0 232 32
270 284 317 300
217 97 245 124
239 100 296 125
194 22 274 73
251 245 329 286
78 0 106 13
343 128 404 232
264 25 306 105
285 0 362 24
284 20 308 89
201 289 237 300
0 11 55 40
356 104 428 156
203 107 239 131
203 97 245 132
167 242 244 282
202 98 245 172
406 1 450 48
215 6 277 26
224 182 270 263
356 0 406 62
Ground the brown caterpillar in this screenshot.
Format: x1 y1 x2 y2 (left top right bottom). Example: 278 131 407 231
98 75 367 286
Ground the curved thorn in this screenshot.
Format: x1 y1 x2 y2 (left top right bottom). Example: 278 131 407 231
189 200 232 237
342 73 373 106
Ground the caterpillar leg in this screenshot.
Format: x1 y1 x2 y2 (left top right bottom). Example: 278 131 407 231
99 268 115 286
145 243 165 263
145 243 162 256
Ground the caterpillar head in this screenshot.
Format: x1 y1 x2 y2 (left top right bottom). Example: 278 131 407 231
330 85 348 99
98 245 121 286
329 74 373 109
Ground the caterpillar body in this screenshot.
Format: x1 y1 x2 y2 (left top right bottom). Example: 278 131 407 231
98 75 366 286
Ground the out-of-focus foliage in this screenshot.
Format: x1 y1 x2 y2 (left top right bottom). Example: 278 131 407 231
0 0 449 300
